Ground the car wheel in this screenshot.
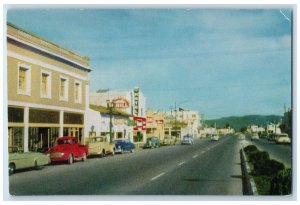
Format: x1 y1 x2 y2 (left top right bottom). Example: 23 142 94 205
130 148 135 153
82 153 87 162
34 160 39 170
68 154 74 165
101 150 106 158
9 163 15 175
111 149 115 156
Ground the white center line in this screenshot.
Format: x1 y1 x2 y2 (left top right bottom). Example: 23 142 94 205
193 154 198 158
151 172 165 181
178 161 185 166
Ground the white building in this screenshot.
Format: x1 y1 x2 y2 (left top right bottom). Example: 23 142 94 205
89 87 147 142
87 104 133 142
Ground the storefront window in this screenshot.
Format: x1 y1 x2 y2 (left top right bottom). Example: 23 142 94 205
8 127 24 152
28 127 59 152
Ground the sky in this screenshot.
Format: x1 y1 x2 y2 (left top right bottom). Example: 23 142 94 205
6 7 292 119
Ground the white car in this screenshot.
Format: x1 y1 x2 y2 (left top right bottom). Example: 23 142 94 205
210 135 219 141
275 134 291 144
251 133 260 141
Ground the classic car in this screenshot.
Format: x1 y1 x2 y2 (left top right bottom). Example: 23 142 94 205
275 133 291 144
87 136 115 157
210 135 219 141
46 136 88 164
113 139 135 153
182 135 194 145
143 136 161 148
9 147 50 175
251 133 260 141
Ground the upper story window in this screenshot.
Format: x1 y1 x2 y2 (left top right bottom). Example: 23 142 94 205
40 70 51 99
74 80 82 104
59 76 69 101
17 63 31 96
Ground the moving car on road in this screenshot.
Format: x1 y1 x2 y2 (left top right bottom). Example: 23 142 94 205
46 136 88 164
144 136 161 148
87 136 115 157
275 133 291 144
181 135 194 145
251 133 260 141
114 139 135 153
210 135 219 141
9 147 50 175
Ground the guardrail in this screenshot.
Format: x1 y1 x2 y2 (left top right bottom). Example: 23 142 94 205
240 147 258 195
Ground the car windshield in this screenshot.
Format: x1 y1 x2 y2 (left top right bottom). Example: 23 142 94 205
57 139 72 145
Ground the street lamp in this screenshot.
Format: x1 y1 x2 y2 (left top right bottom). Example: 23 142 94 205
107 100 115 143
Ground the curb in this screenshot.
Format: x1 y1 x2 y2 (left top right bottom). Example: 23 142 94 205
240 147 258 195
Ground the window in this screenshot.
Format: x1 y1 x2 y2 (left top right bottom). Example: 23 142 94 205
40 70 51 98
59 76 68 101
17 64 31 95
74 80 82 103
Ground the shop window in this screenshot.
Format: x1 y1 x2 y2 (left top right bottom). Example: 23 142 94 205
59 76 68 101
29 109 59 124
41 70 52 98
28 127 58 152
8 107 24 123
8 127 24 152
17 64 31 95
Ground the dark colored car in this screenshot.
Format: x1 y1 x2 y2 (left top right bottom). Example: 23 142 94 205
113 139 135 153
143 136 161 148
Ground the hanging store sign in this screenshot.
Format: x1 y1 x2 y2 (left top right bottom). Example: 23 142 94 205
133 88 139 116
134 116 146 131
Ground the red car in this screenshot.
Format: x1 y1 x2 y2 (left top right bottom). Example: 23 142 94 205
47 136 88 164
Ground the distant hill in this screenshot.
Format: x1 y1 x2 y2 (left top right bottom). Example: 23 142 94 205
205 115 282 131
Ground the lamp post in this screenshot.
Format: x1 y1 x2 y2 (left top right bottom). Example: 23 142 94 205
107 100 114 143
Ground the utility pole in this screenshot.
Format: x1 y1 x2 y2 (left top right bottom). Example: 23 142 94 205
107 100 114 143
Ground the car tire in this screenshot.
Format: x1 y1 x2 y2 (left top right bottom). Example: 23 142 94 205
68 154 74 165
9 163 15 175
82 153 87 162
34 160 39 170
130 148 135 153
101 150 106 158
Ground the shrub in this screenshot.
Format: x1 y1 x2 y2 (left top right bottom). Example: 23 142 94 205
244 145 258 154
255 159 285 176
248 151 270 164
269 168 292 195
254 176 272 195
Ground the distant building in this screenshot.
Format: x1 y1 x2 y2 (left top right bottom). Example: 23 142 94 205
7 23 91 152
164 108 201 139
89 87 147 142
146 109 165 141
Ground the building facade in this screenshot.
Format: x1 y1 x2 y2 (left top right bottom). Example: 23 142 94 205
7 23 91 152
146 109 165 141
87 104 133 142
89 87 147 142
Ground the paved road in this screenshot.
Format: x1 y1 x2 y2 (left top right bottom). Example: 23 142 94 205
9 136 243 195
241 135 292 168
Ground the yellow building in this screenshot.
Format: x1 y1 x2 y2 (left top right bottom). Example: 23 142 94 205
6 23 91 152
146 109 165 141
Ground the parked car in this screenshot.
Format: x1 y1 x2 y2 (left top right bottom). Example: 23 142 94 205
46 136 88 164
113 139 135 153
144 136 161 148
275 133 291 144
9 147 50 175
181 135 194 145
267 133 276 141
251 133 260 141
87 136 115 157
163 135 176 145
210 135 219 141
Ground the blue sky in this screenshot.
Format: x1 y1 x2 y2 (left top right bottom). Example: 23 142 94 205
6 8 292 119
